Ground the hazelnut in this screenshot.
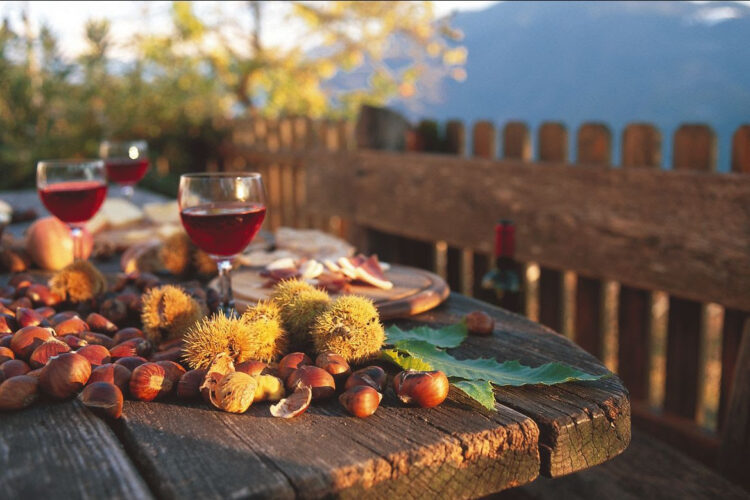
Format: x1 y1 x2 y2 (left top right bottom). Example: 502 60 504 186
209 371 257 413
286 365 335 400
339 385 382 418
110 338 152 359
129 362 171 401
278 352 312 381
465 311 494 336
149 346 182 363
0 375 39 410
112 327 144 345
88 363 131 393
34 307 56 318
15 307 48 328
48 311 79 326
85 313 118 335
62 335 88 349
39 352 92 399
393 370 449 408
236 360 267 377
344 366 387 392
315 351 351 386
99 298 128 324
0 346 14 364
1 359 31 378
0 314 17 334
78 331 115 349
29 339 70 368
114 356 148 371
54 317 89 336
177 369 206 400
79 382 123 419
76 345 111 367
10 326 55 359
254 374 286 402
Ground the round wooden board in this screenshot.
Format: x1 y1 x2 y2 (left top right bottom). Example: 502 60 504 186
219 264 450 320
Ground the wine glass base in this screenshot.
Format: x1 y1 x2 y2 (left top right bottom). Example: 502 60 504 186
216 302 239 318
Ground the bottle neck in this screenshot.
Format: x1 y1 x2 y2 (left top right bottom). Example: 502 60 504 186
494 222 516 259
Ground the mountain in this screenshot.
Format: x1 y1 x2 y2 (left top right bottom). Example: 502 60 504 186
391 1 750 170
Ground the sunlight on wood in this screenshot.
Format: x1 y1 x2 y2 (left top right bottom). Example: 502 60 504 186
561 271 577 340
460 248 474 297
648 291 669 410
524 262 540 322
697 302 724 431
601 280 620 372
434 241 448 280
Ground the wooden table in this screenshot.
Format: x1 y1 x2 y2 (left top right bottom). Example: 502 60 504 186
0 191 630 499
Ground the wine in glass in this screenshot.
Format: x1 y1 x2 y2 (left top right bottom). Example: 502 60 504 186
37 159 108 261
99 140 149 201
178 173 266 315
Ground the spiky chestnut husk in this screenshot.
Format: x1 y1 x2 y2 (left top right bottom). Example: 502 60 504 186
183 312 256 370
311 295 384 365
141 285 205 343
271 281 330 350
159 232 193 275
244 316 289 362
242 300 282 323
49 260 107 302
193 248 216 276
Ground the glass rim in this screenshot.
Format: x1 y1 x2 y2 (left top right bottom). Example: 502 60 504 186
37 159 105 167
180 172 262 180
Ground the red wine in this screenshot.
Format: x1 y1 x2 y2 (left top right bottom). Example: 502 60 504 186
481 220 524 313
180 203 266 256
39 180 107 223
105 158 149 184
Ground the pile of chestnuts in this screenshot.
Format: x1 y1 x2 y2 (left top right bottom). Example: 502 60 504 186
0 271 450 420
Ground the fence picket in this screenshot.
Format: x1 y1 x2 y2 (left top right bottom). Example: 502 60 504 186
444 120 465 293
471 122 497 303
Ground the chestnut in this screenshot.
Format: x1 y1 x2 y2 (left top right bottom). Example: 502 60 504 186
78 331 116 349
9 297 32 311
34 307 56 319
29 339 70 368
112 327 144 345
114 356 148 371
278 352 313 381
85 313 118 335
62 335 88 349
10 326 55 359
339 385 382 418
236 360 267 377
15 307 48 328
39 352 92 399
254 374 285 402
88 363 131 393
344 366 387 392
177 369 206 400
157 338 183 352
26 284 61 307
129 362 171 401
315 351 351 386
1 359 31 379
465 311 494 336
26 367 43 379
8 273 33 288
0 334 11 349
0 314 16 334
76 345 111 367
110 338 152 359
54 317 90 336
0 375 39 410
393 370 449 408
149 346 182 363
79 382 123 419
99 298 128 324
286 365 335 400
0 346 14 364
118 292 143 314
156 360 186 388
48 311 79 326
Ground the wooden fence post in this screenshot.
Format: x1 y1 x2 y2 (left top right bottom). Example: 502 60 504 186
618 123 661 402
442 120 465 292
665 124 717 420
471 121 497 303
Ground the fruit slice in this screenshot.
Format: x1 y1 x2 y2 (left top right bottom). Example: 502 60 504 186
270 385 312 418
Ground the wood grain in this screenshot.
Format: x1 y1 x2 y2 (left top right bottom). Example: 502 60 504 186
0 401 152 500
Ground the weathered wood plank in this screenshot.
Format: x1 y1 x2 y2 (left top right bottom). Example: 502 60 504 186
0 401 152 500
401 294 631 478
471 121 497 302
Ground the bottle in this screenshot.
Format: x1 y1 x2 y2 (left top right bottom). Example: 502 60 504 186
481 220 523 313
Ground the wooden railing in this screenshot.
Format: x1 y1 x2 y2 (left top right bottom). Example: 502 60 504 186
223 114 750 471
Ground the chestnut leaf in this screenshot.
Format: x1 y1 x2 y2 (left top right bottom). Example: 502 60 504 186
452 380 496 411
384 322 467 349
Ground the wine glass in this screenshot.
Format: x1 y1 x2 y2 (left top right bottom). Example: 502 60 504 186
178 173 267 315
37 160 108 261
99 140 149 201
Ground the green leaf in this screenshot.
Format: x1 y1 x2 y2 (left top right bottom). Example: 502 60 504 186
385 322 467 349
393 340 604 387
452 379 496 411
380 349 433 371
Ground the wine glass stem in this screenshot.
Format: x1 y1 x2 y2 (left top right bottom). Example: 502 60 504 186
121 184 134 200
215 258 235 316
70 225 84 261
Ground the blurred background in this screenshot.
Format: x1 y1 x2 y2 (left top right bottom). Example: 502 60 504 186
2 0 749 191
